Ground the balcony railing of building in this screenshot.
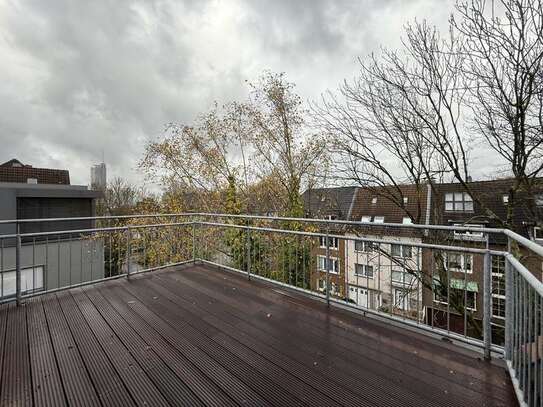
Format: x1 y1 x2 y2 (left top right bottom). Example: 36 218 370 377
0 212 542 406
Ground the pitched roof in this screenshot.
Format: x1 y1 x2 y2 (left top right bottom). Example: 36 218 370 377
433 178 543 240
302 186 358 220
0 159 70 185
350 184 429 223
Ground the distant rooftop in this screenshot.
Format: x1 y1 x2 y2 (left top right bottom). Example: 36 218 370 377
0 158 70 185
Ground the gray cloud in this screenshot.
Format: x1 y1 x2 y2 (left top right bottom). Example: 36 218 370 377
0 0 454 187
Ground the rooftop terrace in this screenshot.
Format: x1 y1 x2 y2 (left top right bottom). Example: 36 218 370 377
1 262 516 406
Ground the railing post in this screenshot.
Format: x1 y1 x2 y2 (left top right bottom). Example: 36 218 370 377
15 223 21 306
246 220 251 281
505 238 512 361
126 226 131 279
325 228 330 307
192 221 196 264
483 234 492 361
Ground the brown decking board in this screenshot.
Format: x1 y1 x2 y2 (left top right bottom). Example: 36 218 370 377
159 264 514 403
0 263 517 406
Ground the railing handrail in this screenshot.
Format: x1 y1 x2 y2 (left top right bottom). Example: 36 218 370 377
1 212 541 257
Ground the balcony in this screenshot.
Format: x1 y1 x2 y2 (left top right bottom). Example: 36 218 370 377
0 213 541 406
0 263 516 406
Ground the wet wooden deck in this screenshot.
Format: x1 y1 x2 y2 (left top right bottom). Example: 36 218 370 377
0 263 517 406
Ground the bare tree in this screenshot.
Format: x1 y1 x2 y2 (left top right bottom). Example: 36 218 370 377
452 0 543 224
313 21 468 223
99 177 144 216
314 1 543 229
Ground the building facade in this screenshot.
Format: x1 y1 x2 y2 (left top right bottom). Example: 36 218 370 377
90 162 107 190
0 159 103 299
304 178 542 344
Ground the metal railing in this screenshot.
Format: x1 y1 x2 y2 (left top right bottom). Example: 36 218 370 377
0 213 542 406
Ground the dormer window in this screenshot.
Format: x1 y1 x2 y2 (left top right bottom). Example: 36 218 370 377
361 216 384 223
371 197 377 205
445 192 473 212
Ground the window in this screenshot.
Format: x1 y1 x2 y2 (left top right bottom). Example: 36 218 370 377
492 256 505 319
403 197 409 204
535 227 543 240
318 279 325 291
493 297 506 319
391 244 412 258
492 256 505 296
319 236 339 248
445 192 473 212
317 256 339 274
318 279 337 294
394 288 409 310
355 264 373 278
502 195 509 204
433 287 477 311
445 252 473 273
371 197 377 205
355 240 375 252
1 266 44 298
361 216 384 223
402 217 412 224
26 178 38 184
536 194 543 207
392 269 414 284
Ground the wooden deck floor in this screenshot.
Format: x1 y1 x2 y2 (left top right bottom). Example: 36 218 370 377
0 263 517 406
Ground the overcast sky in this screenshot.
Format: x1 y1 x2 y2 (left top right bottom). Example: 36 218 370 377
0 0 455 188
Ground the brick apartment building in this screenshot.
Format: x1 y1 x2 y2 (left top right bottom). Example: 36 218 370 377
425 179 543 342
304 178 543 343
302 186 357 298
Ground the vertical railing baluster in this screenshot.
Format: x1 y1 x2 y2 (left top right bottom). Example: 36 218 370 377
246 221 251 281
325 228 330 306
505 255 513 361
192 221 196 263
483 234 492 361
126 226 131 279
15 224 21 306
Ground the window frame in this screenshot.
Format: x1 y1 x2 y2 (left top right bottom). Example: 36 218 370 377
444 192 474 212
319 236 339 249
317 255 340 274
445 252 473 274
391 244 412 258
433 288 477 311
354 240 375 252
354 263 374 278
